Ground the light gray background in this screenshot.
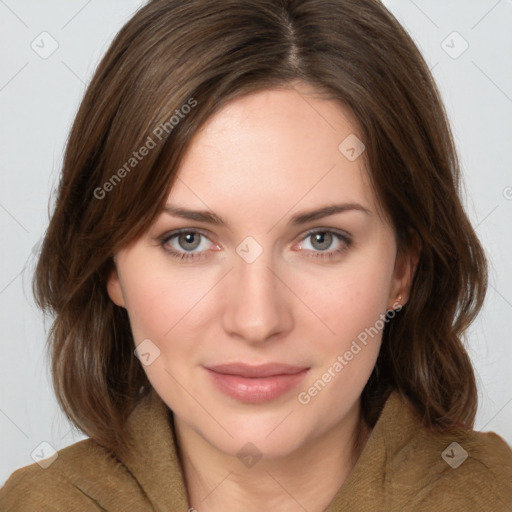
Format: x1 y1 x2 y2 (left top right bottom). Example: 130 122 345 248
1 0 511 486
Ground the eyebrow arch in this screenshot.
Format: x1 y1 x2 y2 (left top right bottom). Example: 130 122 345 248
162 202 370 229
288 203 371 225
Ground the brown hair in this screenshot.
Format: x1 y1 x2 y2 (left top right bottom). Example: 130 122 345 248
34 0 487 459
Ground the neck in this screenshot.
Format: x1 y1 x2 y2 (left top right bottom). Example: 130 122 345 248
173 401 371 512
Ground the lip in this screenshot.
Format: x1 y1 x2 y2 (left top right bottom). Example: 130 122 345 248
205 363 310 403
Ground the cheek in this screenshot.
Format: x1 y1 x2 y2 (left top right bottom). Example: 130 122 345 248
295 271 390 410
120 269 213 401
121 266 214 343
296 244 395 399
121 277 171 342
311 256 394 343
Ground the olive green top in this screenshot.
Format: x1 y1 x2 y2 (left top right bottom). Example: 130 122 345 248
1 388 511 511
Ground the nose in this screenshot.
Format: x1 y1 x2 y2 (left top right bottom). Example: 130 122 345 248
221 250 293 345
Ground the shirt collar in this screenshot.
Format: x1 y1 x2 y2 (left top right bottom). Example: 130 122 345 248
325 391 416 510
121 387 413 510
121 388 189 511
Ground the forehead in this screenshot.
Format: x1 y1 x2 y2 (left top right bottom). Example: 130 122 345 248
166 86 375 224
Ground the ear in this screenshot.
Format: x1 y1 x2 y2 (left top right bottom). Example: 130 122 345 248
106 258 126 308
387 233 421 309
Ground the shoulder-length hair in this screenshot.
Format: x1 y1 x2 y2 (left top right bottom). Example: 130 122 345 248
34 0 487 459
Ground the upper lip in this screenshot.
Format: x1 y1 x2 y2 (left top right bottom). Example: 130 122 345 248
206 363 309 378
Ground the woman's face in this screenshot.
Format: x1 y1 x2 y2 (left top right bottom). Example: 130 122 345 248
108 84 413 459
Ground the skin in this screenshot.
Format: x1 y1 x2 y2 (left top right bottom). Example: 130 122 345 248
107 83 416 511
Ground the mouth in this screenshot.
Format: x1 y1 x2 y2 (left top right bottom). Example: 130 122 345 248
204 362 310 403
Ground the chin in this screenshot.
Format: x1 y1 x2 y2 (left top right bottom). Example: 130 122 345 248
207 426 308 462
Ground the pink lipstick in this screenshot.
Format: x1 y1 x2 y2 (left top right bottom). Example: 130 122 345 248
205 363 309 403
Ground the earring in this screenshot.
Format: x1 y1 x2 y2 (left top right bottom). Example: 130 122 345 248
387 295 402 312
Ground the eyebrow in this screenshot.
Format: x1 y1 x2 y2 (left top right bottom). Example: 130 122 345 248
162 202 370 229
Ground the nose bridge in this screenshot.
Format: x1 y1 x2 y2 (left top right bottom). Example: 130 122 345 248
222 241 291 343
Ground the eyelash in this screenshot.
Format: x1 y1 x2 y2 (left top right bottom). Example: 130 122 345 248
158 228 352 262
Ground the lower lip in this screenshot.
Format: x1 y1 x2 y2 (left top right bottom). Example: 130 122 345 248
205 368 309 403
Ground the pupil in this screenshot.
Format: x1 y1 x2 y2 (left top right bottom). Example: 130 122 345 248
180 233 200 250
312 232 332 251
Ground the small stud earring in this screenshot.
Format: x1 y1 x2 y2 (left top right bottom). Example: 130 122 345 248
387 295 404 312
388 295 402 311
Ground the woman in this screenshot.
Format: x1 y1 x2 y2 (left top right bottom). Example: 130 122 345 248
1 0 511 510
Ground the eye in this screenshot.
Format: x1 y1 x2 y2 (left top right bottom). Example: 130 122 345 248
158 228 352 262
159 229 217 261
296 229 352 259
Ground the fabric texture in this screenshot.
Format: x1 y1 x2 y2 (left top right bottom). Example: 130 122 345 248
1 388 511 511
